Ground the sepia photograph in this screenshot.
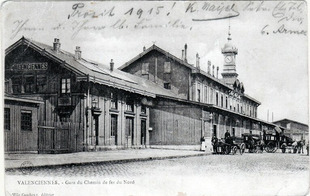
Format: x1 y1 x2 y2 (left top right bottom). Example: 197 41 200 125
1 1 308 196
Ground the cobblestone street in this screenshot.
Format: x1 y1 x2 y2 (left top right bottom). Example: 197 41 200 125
6 152 308 178
5 152 309 196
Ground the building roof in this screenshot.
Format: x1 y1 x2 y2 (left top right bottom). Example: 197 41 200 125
5 37 180 99
222 39 238 54
273 119 308 127
5 94 44 105
119 44 195 70
119 44 260 104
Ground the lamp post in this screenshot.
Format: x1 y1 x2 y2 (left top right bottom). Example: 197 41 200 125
209 113 213 137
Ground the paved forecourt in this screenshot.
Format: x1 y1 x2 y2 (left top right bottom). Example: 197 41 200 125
5 148 207 169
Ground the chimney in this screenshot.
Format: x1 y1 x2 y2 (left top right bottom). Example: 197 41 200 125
208 61 211 74
216 66 219 78
75 46 81 60
196 53 200 69
184 44 187 62
110 59 114 71
53 38 61 52
182 50 185 61
143 46 146 51
212 65 215 77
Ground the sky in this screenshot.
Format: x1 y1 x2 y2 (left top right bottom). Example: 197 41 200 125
1 1 308 124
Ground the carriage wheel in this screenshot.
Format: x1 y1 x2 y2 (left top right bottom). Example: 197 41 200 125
272 146 278 153
232 146 237 155
264 145 270 153
266 142 277 153
280 144 286 153
240 143 245 155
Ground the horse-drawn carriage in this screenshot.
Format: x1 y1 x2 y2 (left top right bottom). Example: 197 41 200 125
212 136 245 155
242 133 264 153
264 132 304 153
212 131 304 154
263 133 278 153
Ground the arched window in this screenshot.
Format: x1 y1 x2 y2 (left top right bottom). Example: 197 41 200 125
221 95 224 107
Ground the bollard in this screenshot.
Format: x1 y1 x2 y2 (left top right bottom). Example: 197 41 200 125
201 141 206 151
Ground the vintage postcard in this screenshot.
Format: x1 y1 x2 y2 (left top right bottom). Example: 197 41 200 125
1 1 308 196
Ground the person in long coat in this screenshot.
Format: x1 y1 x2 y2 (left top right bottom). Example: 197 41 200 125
224 130 230 140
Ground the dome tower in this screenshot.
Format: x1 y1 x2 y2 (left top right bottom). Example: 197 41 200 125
221 26 238 86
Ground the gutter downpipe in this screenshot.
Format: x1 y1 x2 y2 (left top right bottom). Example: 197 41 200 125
86 74 90 150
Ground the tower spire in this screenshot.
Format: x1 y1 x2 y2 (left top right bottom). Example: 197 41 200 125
228 25 231 41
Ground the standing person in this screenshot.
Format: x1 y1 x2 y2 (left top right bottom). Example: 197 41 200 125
211 134 218 154
263 130 266 142
306 142 309 156
224 130 230 143
275 131 280 148
301 140 305 154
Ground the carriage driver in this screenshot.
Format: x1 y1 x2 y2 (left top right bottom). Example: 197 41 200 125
224 130 231 143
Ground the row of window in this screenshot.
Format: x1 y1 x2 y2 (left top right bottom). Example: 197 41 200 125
98 114 147 146
4 108 32 131
111 116 136 137
4 108 143 139
107 93 147 138
109 92 146 113
108 114 139 137
196 86 257 117
6 75 71 94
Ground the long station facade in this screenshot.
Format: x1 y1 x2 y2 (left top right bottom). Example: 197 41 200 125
119 34 275 149
4 34 284 153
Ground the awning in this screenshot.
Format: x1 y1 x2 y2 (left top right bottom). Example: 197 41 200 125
274 126 282 133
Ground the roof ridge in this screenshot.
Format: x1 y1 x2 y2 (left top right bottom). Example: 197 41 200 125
119 44 195 71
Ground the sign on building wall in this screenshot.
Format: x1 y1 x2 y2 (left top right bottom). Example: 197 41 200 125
11 62 48 71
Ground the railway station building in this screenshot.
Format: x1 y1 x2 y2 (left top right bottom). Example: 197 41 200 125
4 37 177 153
4 35 280 153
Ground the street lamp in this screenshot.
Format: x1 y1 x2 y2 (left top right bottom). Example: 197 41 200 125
91 98 102 116
92 98 98 109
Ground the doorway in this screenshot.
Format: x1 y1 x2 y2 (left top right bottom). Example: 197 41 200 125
125 117 134 147
213 125 217 138
111 114 118 145
93 116 99 146
141 120 146 146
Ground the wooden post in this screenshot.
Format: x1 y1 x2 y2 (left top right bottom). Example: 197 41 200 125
155 58 158 83
84 74 91 150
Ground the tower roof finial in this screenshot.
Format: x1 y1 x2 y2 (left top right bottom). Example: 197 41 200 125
228 25 231 41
